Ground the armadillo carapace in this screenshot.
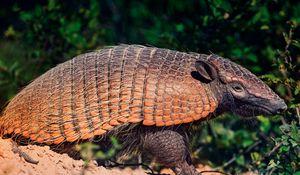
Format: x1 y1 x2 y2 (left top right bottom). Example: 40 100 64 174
0 45 219 145
0 45 288 175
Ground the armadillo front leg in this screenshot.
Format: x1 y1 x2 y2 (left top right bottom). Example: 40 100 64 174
143 129 201 175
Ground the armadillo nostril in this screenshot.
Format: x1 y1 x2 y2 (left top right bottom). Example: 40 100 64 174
276 103 287 114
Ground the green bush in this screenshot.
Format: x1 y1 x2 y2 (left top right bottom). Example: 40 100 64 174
0 0 299 174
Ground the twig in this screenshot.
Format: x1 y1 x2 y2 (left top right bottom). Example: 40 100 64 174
296 107 300 125
208 123 218 140
222 156 236 168
277 25 295 125
284 26 293 54
0 67 7 72
214 140 262 170
245 140 262 153
204 0 216 18
278 64 292 99
213 155 237 170
267 142 283 157
200 170 231 175
266 167 275 175
106 160 155 174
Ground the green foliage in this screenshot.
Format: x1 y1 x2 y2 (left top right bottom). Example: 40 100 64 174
192 23 300 174
0 41 38 102
0 0 299 174
76 137 122 165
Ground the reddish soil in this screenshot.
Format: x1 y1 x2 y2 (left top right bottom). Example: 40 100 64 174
0 138 256 175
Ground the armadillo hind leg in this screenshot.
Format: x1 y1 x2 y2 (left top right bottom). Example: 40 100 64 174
143 129 201 175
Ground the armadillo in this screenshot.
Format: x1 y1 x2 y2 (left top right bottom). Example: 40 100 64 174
0 45 287 175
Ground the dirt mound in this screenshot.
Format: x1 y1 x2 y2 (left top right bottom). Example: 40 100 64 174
0 138 147 175
0 138 256 175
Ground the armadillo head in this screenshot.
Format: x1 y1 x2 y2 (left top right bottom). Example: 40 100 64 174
195 54 287 117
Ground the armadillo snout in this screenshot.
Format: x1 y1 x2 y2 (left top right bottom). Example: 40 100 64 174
272 99 287 115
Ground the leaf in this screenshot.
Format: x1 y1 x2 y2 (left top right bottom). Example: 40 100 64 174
48 0 58 11
283 32 289 44
280 124 291 133
203 16 209 26
236 155 245 166
251 5 270 24
4 26 16 38
294 171 300 175
289 139 298 147
0 58 7 69
257 115 271 133
110 136 122 149
292 40 300 48
295 85 300 95
20 12 33 22
251 152 262 162
267 159 277 170
260 74 282 84
290 122 300 143
247 53 258 63
95 151 106 159
279 145 290 152
260 25 269 30
176 24 184 32
242 139 254 147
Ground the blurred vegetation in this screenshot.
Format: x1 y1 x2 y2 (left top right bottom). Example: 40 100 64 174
76 137 122 165
0 0 299 174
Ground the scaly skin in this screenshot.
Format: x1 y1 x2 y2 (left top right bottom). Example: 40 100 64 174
0 45 217 144
0 45 287 175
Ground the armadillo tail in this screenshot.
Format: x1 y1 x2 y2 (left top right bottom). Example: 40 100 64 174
0 119 4 137
0 112 5 137
0 101 9 137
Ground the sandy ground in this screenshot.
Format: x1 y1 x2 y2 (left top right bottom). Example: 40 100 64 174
0 138 256 175
0 138 148 175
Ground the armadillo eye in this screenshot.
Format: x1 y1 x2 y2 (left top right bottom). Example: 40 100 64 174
232 84 244 92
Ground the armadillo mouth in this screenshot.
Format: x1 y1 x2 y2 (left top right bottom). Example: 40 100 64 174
235 104 274 117
254 106 275 115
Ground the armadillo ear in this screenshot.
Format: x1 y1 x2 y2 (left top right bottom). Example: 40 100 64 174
195 60 218 82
